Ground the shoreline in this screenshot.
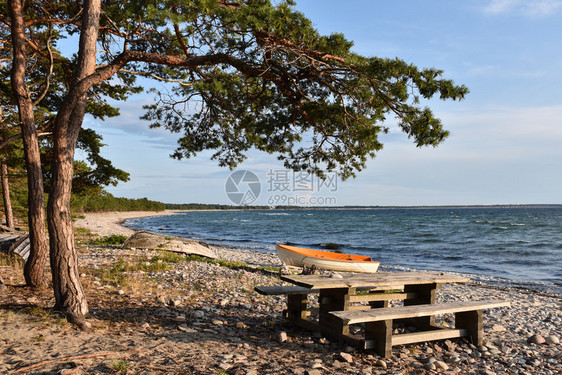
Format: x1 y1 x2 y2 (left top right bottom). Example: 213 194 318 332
0 211 559 373
75 210 562 298
74 210 283 268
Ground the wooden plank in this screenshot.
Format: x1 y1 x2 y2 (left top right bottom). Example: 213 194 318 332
19 247 30 261
13 239 30 256
391 328 468 346
281 271 470 289
287 293 309 320
319 288 354 337
456 309 484 346
349 292 418 303
330 300 510 325
254 285 319 295
365 320 392 357
404 283 437 329
0 234 20 242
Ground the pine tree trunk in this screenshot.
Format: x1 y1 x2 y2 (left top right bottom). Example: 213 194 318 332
47 0 101 329
48 139 89 326
1 159 15 230
8 0 49 287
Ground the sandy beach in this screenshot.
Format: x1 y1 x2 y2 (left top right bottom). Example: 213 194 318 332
1 211 560 374
72 210 181 237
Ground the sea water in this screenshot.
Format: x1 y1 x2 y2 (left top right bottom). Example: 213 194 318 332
124 206 562 296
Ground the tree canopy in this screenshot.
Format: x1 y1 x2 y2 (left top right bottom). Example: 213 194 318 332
108 0 468 179
3 0 468 327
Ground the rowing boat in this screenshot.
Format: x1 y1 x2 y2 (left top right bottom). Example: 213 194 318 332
276 244 380 273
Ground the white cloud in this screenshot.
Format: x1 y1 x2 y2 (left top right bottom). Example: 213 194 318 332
522 0 562 16
484 0 519 14
484 0 562 17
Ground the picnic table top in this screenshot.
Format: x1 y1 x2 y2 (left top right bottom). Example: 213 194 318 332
281 271 470 290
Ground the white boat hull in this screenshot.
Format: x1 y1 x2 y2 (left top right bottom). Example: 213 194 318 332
276 245 379 273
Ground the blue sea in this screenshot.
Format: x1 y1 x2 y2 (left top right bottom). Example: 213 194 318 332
124 206 562 296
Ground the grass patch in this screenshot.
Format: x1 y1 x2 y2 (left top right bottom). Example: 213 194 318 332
89 235 128 246
87 253 186 287
0 252 25 268
186 255 246 269
150 251 186 264
109 360 130 373
18 306 68 326
74 227 93 236
185 255 280 273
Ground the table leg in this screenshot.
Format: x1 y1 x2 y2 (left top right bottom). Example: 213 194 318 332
456 309 484 346
286 293 308 320
319 287 354 337
365 320 392 358
403 283 438 329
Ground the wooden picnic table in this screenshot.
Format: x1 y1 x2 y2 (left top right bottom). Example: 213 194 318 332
278 271 499 354
282 271 470 290
280 271 470 327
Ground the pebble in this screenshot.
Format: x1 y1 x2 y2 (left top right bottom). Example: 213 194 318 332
492 324 507 332
434 360 449 370
339 352 353 363
192 310 205 319
527 334 546 345
545 335 559 345
277 331 288 343
425 362 436 371
3 234 561 375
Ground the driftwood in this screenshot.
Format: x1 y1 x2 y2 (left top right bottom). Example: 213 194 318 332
123 231 216 259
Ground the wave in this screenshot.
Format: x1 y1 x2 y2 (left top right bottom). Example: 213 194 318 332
125 206 562 294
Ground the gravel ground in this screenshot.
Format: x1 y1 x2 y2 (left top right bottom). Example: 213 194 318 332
0 211 560 374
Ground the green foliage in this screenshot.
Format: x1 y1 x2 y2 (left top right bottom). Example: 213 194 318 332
41 129 131 196
0 171 33 226
133 0 468 180
89 235 128 246
4 0 468 233
109 360 130 373
90 253 187 287
185 254 278 272
150 251 186 264
0 251 25 268
164 202 269 210
72 129 131 195
71 191 165 213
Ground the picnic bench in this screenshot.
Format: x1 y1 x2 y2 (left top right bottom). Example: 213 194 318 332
0 233 30 261
330 299 510 357
256 271 510 357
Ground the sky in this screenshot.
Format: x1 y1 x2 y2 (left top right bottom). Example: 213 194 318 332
82 0 562 206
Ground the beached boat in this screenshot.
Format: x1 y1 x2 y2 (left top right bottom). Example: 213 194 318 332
276 244 380 273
